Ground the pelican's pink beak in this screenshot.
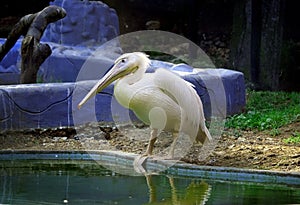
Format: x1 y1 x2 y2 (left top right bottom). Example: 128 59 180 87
77 57 138 109
77 65 122 109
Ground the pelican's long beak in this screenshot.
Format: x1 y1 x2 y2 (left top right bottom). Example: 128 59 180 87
77 64 124 109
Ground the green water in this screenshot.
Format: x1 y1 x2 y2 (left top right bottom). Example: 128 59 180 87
0 160 300 205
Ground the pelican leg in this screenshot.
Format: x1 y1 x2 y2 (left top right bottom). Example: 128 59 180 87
143 128 158 156
146 175 157 203
168 176 178 204
168 132 179 159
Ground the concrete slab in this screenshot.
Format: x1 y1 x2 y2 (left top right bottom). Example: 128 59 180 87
0 67 245 131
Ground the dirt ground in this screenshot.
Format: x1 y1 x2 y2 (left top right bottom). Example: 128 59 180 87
0 121 299 173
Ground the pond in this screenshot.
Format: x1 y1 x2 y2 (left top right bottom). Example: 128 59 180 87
1 158 300 205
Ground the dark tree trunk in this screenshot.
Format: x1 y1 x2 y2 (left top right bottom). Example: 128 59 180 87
230 0 285 90
0 5 66 84
259 0 284 90
230 0 252 82
20 6 66 84
250 0 261 86
20 36 51 83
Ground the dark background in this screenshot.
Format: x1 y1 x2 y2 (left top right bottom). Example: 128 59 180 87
0 0 299 91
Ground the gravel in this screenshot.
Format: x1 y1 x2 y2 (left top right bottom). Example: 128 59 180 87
1 121 300 172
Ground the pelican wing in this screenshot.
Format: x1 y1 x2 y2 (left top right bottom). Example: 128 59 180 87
153 68 207 140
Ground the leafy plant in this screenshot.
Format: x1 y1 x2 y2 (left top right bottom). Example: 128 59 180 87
283 132 300 144
225 91 300 130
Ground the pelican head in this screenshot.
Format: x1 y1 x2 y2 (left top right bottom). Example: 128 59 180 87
78 52 151 109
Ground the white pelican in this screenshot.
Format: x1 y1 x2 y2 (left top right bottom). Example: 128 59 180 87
78 52 212 158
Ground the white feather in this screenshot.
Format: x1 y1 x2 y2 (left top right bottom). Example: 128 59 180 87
153 68 209 141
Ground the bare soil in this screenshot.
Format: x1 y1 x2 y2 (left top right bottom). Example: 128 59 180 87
1 121 299 172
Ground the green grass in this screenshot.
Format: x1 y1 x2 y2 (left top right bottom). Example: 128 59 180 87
225 90 300 131
283 132 300 144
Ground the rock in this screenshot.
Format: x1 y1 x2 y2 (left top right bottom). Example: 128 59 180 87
42 0 119 46
52 137 67 142
237 137 246 142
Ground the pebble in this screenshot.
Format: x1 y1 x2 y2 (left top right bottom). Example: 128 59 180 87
237 137 246 142
53 137 67 142
228 144 235 149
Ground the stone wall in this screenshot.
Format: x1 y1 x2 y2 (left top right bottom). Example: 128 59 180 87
42 0 119 46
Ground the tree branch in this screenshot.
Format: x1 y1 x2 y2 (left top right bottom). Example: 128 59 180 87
20 5 66 83
0 5 66 83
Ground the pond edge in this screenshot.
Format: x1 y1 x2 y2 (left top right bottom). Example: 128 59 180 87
0 150 299 186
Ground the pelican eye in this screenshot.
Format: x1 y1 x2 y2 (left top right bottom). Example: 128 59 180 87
120 58 127 63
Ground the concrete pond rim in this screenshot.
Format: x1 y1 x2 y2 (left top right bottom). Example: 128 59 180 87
0 150 299 186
